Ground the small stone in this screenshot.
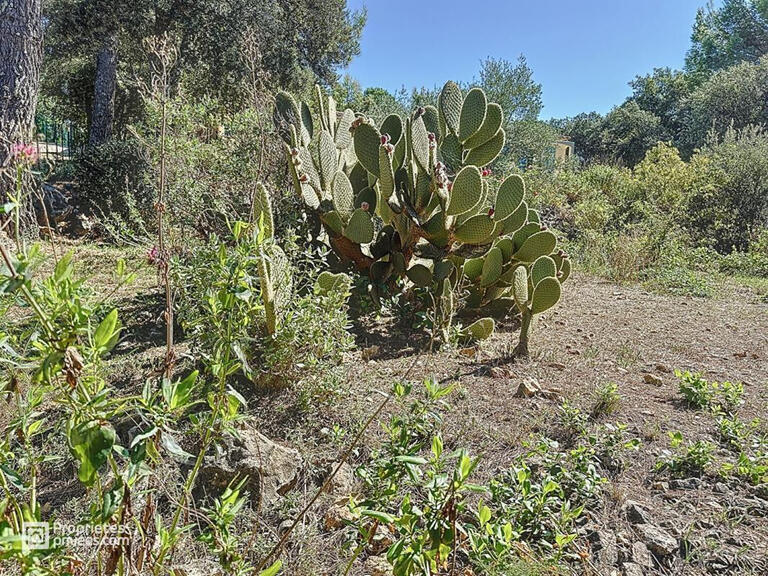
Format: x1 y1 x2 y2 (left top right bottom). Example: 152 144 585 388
323 462 355 496
643 373 663 386
622 563 644 576
324 500 355 530
631 541 653 568
592 530 618 566
714 482 729 494
623 500 652 525
670 477 702 490
549 362 566 371
638 524 678 556
514 378 540 398
364 555 393 576
749 483 768 499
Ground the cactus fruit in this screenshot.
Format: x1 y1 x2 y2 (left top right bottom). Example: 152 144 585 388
275 82 571 355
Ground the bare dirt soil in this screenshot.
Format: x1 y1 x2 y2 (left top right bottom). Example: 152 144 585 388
4 240 767 575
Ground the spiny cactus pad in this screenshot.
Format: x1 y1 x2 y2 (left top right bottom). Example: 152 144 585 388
446 166 483 216
276 81 571 355
531 277 561 314
460 317 495 341
459 88 487 143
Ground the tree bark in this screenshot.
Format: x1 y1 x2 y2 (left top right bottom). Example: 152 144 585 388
88 33 118 147
0 0 44 198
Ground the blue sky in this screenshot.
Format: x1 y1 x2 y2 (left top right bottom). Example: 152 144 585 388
343 0 713 119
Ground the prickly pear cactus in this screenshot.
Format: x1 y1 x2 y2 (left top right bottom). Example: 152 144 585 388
274 81 570 355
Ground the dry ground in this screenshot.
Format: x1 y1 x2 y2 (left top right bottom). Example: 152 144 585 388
3 240 767 575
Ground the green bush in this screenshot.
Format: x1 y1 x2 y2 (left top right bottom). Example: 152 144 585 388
74 137 155 236
173 221 353 391
689 125 768 253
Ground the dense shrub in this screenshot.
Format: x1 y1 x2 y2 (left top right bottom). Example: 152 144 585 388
690 125 768 253
74 137 155 236
173 223 353 391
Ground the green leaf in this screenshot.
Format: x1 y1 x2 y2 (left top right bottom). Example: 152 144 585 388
94 309 120 352
360 509 396 524
68 421 117 486
259 560 283 576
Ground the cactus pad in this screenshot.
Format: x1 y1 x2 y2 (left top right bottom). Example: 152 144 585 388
439 81 463 135
495 174 525 220
465 102 503 149
353 122 381 178
513 231 557 263
531 255 557 286
446 166 483 215
531 277 561 314
344 209 374 244
252 182 274 240
459 88 487 142
481 247 503 287
460 317 495 341
455 214 495 245
512 266 529 307
332 172 354 215
465 128 505 167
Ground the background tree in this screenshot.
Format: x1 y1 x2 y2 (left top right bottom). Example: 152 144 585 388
42 0 366 135
685 0 768 80
1 0 44 197
477 55 543 122
551 112 608 164
680 54 768 154
628 67 693 143
600 101 668 167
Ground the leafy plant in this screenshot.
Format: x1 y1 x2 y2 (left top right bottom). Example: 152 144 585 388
656 431 714 478
677 370 743 414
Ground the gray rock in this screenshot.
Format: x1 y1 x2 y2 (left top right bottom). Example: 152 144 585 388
197 422 301 507
749 483 768 499
670 477 702 490
592 530 619 566
622 562 645 576
364 555 393 576
323 461 355 496
638 524 678 556
632 541 653 568
624 500 652 524
643 373 663 386
714 482 729 494
514 377 541 398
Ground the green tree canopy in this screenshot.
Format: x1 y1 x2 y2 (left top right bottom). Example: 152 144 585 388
685 0 768 79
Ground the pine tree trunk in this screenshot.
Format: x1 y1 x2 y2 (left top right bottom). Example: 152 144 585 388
88 34 118 147
0 0 43 199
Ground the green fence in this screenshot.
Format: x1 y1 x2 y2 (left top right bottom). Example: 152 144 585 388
34 114 86 161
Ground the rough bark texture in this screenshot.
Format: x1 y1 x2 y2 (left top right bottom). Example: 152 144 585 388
0 0 43 198
88 33 118 147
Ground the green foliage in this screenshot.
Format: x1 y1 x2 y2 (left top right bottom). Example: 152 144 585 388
75 137 155 233
682 55 768 153
43 0 366 127
277 82 571 355
677 370 744 414
685 0 768 79
590 382 620 417
689 125 768 252
173 216 352 390
656 432 714 478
